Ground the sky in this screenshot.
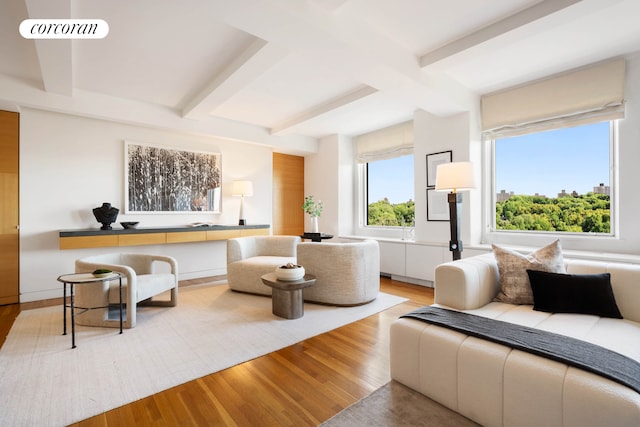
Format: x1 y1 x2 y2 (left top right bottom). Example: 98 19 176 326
368 155 414 204
495 121 610 197
367 121 610 205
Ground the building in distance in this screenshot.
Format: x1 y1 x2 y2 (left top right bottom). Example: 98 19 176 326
497 183 609 201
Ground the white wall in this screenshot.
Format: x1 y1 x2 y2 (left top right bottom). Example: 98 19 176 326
337 134 356 237
303 134 351 237
412 110 478 246
20 108 273 302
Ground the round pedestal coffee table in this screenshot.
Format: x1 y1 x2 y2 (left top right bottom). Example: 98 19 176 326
260 273 316 319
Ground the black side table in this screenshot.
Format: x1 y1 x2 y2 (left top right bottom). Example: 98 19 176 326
57 272 124 349
301 232 333 242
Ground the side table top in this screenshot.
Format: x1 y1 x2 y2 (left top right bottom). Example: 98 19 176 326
261 273 316 291
301 232 333 241
57 272 123 284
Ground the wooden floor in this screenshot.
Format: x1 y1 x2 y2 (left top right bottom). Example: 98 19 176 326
0 277 433 427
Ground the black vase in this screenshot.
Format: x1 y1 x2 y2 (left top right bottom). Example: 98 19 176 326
93 202 119 230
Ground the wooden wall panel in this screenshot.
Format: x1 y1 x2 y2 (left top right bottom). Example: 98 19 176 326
59 235 119 250
272 153 304 236
0 110 19 305
166 231 207 244
117 233 166 246
206 230 241 241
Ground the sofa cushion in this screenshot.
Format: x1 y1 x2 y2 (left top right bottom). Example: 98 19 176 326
492 240 566 305
527 270 623 318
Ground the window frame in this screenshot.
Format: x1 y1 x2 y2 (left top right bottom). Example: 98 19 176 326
483 120 618 241
359 155 415 230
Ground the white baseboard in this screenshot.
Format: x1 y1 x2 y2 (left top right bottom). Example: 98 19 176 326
381 273 433 288
179 268 226 281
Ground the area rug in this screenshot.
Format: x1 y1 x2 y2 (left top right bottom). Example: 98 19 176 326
320 381 480 427
0 282 406 427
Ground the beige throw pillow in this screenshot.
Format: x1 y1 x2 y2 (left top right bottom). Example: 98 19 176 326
492 240 566 305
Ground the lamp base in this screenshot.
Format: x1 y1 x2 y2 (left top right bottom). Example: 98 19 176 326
447 192 463 261
238 219 246 226
449 240 462 260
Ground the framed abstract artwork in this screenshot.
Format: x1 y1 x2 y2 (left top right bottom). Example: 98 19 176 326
426 150 452 187
125 141 222 213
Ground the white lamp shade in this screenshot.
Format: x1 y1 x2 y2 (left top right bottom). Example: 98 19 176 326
435 162 476 192
231 180 253 197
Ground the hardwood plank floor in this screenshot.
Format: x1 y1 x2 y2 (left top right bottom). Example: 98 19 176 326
0 276 433 426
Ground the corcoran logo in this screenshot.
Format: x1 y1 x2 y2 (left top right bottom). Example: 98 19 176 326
19 19 109 39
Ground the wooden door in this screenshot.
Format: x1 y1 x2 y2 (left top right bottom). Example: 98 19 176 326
0 110 19 305
272 153 304 236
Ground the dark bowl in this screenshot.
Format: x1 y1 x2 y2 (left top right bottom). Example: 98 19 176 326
120 221 139 229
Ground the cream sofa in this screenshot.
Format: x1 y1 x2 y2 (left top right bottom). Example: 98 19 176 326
390 253 640 427
227 235 301 295
297 239 380 305
227 236 380 306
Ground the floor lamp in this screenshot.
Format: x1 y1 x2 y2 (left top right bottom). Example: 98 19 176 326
435 162 476 261
232 180 253 225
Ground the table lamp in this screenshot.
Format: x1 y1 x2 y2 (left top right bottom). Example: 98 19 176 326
232 180 253 225
435 161 476 260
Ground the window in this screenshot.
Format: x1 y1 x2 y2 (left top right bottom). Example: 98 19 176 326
491 121 614 234
366 155 414 227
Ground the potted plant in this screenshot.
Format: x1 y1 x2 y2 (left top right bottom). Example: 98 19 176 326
302 195 323 233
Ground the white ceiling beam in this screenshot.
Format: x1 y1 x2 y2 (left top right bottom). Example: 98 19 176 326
271 85 378 135
182 38 289 120
419 0 581 68
0 73 318 154
24 0 73 96
211 0 476 115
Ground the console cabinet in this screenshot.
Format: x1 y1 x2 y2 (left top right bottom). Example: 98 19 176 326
378 240 406 276
384 241 489 283
377 240 447 283
405 243 448 281
357 238 488 285
59 225 270 250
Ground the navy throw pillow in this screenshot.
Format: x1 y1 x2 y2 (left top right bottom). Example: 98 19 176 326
526 270 623 319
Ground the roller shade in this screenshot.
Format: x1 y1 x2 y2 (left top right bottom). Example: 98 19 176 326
355 120 413 163
482 58 626 138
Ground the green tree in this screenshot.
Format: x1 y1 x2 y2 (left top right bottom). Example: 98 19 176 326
393 200 415 225
368 198 415 227
368 198 398 226
496 193 610 233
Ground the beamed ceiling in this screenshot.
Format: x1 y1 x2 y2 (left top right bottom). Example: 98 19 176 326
1 0 640 154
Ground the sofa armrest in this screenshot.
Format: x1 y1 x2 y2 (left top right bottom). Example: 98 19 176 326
227 237 257 264
255 235 301 257
120 253 178 277
434 254 500 310
148 254 178 280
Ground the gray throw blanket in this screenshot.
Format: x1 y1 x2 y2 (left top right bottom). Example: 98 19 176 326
401 306 640 394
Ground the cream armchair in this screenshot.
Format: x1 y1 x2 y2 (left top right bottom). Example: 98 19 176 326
75 253 178 328
227 235 301 295
297 239 380 306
